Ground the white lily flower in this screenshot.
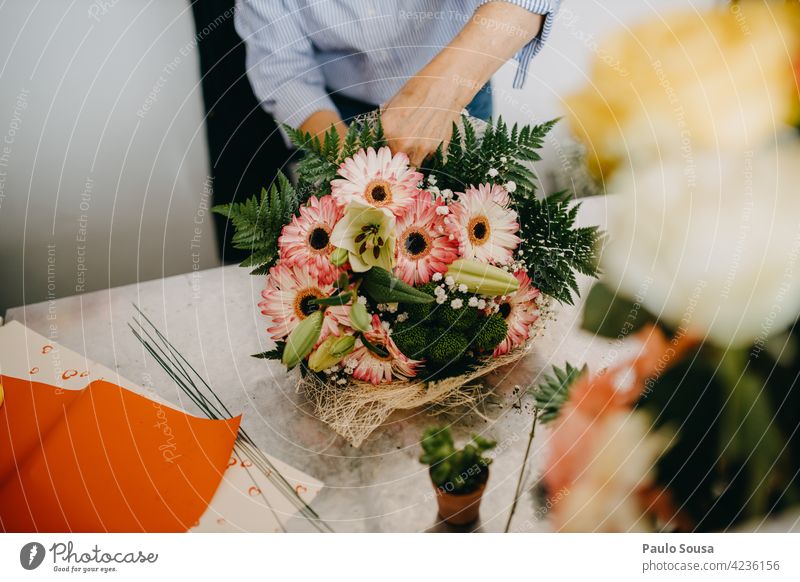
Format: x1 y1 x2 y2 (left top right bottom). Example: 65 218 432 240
330 200 396 272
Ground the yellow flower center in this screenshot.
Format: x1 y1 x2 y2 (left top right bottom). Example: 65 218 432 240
401 228 431 260
468 215 491 246
364 180 393 207
293 287 324 319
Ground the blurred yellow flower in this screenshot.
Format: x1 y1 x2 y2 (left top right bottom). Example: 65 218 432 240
566 3 800 179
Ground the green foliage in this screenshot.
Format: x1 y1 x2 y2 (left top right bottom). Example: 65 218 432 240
394 288 510 370
312 291 352 306
252 342 285 360
473 314 508 352
284 124 341 195
396 288 502 368
425 116 556 195
433 294 479 331
581 281 656 337
427 330 470 366
534 363 585 423
404 300 432 322
211 172 299 275
420 426 496 494
390 321 429 360
515 190 600 305
284 117 386 196
639 344 799 529
401 283 436 321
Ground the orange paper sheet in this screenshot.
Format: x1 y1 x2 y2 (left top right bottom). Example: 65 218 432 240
0 375 240 532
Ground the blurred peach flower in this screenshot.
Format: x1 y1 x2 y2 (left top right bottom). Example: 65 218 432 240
544 326 681 531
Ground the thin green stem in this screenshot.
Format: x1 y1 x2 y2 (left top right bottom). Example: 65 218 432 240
505 406 539 533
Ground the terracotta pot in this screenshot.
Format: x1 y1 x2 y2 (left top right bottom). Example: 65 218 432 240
431 468 489 526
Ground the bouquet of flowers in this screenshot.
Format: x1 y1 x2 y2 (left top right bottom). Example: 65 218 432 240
534 2 800 531
215 114 599 446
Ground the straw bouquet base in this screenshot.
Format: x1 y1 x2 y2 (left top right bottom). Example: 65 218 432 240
299 341 533 447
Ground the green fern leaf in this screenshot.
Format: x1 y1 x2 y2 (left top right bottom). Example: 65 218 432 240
515 190 601 304
211 172 299 275
534 363 585 423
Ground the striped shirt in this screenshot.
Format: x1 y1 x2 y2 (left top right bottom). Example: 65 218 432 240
235 0 559 127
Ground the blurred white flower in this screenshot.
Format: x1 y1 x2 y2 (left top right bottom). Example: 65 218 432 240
603 139 800 347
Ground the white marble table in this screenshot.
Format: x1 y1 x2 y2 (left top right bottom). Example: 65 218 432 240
6 197 620 532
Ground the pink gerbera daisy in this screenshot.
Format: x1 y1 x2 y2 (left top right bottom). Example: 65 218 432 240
330 146 423 217
259 262 343 342
278 195 343 285
393 192 459 285
494 270 541 356
346 315 420 384
449 183 521 265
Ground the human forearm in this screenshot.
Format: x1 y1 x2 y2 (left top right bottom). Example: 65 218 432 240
383 2 544 164
421 2 544 110
299 109 348 141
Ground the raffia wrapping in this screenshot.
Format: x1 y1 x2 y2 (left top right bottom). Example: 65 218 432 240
299 298 553 447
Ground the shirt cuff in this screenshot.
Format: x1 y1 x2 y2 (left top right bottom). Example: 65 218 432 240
479 0 560 88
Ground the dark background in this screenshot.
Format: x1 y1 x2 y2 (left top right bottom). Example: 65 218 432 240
190 0 291 264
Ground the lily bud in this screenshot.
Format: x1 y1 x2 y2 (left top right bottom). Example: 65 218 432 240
308 336 336 372
329 334 356 357
349 301 372 332
446 259 520 296
330 247 349 267
282 310 324 368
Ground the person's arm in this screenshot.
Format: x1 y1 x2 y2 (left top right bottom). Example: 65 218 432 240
235 0 343 138
382 1 550 166
299 110 348 141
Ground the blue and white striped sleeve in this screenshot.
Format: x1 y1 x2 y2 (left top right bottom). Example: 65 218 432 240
479 0 560 88
235 0 336 128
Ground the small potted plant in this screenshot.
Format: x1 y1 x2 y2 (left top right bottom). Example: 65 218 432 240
419 426 496 525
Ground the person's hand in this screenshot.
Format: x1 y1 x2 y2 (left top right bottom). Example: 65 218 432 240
381 2 543 167
381 75 466 167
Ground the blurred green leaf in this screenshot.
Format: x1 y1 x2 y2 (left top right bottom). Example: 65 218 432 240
581 282 655 338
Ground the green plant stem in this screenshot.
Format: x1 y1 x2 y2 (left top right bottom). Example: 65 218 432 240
504 406 539 533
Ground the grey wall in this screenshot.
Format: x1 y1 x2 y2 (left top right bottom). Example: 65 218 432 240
0 0 219 314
